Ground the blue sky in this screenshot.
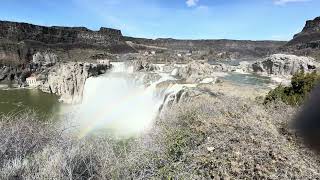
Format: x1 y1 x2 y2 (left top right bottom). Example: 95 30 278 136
0 0 319 40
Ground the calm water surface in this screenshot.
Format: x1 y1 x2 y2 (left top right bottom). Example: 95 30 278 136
0 86 61 116
223 72 271 87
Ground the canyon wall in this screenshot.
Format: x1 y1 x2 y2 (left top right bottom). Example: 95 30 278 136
282 16 320 60
125 37 286 60
40 62 110 104
0 21 135 65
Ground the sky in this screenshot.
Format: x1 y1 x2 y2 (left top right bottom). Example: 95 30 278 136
0 0 319 40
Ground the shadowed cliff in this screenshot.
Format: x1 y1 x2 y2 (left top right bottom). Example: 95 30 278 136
282 16 320 60
124 37 286 60
0 21 135 65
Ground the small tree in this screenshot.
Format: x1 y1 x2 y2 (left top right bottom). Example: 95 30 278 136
265 71 320 106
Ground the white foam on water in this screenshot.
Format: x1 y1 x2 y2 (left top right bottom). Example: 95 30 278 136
233 69 250 74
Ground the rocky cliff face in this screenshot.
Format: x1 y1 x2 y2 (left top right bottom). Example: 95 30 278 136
282 17 320 60
173 61 218 83
40 62 110 104
0 21 135 65
0 50 62 84
125 36 286 60
0 64 32 83
252 54 319 76
287 17 320 46
0 21 124 45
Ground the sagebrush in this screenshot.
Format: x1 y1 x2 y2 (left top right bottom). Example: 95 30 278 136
0 96 320 179
265 71 320 106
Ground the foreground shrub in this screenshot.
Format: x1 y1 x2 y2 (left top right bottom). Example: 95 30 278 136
265 71 320 106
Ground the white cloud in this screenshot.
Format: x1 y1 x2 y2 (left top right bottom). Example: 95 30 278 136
197 5 209 10
274 0 311 5
186 0 199 7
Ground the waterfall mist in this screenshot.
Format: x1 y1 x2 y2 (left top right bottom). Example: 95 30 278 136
73 62 168 138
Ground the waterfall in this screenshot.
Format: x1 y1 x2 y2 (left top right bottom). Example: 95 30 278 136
73 62 174 138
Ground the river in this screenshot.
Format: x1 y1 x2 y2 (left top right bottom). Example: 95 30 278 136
0 86 61 117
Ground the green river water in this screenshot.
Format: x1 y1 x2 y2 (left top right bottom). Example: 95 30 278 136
0 86 61 116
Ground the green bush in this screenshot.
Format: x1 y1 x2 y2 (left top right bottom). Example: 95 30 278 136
265 71 320 106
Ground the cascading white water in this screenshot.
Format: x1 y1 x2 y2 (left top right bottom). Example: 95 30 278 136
74 62 173 138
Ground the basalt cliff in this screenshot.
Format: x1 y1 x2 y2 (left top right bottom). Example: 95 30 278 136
40 62 110 104
0 21 135 83
0 20 135 66
125 37 286 61
282 16 320 60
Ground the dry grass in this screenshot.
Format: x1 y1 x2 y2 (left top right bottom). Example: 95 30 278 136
0 96 320 179
150 96 320 179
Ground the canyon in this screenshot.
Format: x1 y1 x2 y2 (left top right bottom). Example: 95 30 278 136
0 17 319 106
282 16 320 59
1 15 320 180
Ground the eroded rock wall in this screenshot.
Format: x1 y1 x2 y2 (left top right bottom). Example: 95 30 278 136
252 54 319 76
40 62 110 104
0 21 135 66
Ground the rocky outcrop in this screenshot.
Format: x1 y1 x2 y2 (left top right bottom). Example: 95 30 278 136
125 36 286 60
232 61 252 73
0 51 60 84
174 61 218 83
211 61 252 73
0 21 123 45
129 60 160 72
252 54 318 76
32 52 58 66
0 64 33 84
0 21 135 65
40 62 110 104
287 17 320 47
282 16 320 59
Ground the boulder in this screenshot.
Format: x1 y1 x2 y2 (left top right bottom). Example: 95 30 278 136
130 60 160 72
213 63 229 72
235 61 252 73
175 61 217 83
252 54 318 76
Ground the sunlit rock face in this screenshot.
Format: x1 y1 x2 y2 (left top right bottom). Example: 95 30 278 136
0 20 135 65
129 60 161 72
174 61 218 83
32 52 58 67
286 16 320 47
252 54 319 76
40 62 110 104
